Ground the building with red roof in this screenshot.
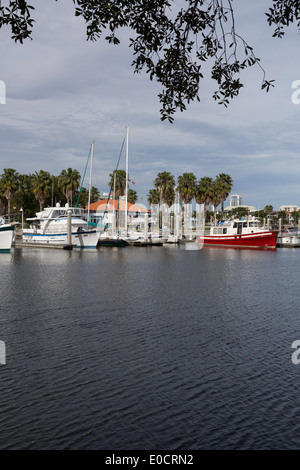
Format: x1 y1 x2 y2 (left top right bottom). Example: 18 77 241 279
85 198 149 230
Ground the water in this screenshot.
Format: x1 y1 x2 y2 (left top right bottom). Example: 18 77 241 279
1 244 300 450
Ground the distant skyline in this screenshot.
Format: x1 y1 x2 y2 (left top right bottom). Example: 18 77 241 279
1 2 300 210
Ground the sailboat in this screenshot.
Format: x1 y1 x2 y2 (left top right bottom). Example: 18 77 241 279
97 130 129 247
97 127 145 245
97 172 127 246
118 127 144 243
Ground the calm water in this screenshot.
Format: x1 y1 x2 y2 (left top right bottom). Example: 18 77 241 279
1 244 300 450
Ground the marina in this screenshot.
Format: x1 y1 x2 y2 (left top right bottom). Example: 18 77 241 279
13 214 280 250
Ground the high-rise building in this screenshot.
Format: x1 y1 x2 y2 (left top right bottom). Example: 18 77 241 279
230 195 243 207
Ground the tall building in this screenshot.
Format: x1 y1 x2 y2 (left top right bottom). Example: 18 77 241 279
230 195 243 207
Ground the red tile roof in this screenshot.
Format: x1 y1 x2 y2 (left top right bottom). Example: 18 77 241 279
85 199 149 213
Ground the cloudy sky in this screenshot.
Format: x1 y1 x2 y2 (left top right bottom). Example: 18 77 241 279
0 1 300 211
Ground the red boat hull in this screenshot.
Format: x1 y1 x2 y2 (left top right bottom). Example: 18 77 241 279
198 231 277 249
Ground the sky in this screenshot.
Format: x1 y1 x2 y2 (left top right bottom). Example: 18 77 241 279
1 1 300 211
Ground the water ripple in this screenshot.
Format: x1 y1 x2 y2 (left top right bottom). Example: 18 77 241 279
1 247 300 449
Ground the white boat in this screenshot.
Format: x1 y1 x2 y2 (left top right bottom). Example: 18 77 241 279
23 203 99 248
164 234 180 244
277 233 300 247
149 234 168 245
0 218 16 252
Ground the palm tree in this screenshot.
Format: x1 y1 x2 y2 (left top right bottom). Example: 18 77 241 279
108 169 127 230
205 210 214 223
291 210 300 225
263 204 274 226
177 173 197 204
147 188 160 205
128 189 137 204
109 170 127 200
0 191 7 215
154 171 175 207
277 210 288 225
176 173 196 237
58 168 81 206
12 173 38 218
32 170 52 211
0 168 20 221
77 186 100 207
47 175 64 207
264 205 273 215
231 206 249 219
195 176 214 222
215 173 233 217
211 178 222 223
90 186 100 203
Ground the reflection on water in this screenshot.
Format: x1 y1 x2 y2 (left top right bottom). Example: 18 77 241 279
0 245 300 449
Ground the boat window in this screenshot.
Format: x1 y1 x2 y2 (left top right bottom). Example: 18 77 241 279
233 223 237 228
243 222 247 227
218 228 223 234
249 222 253 227
52 210 66 218
223 228 227 234
213 228 218 234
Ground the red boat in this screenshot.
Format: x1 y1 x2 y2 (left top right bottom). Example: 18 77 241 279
198 218 277 249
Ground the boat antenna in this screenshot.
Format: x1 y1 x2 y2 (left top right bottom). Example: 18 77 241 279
87 141 94 224
125 126 129 235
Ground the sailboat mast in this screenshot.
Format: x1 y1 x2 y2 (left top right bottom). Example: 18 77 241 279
87 141 94 224
112 172 116 237
125 127 129 235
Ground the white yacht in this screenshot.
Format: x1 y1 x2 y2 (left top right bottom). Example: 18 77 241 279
0 217 16 252
23 203 99 248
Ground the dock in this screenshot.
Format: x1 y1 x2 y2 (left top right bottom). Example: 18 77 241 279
276 235 300 248
13 240 70 249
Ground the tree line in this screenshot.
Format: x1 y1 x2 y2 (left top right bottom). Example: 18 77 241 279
0 168 100 221
109 170 234 223
147 171 233 222
0 167 234 224
0 167 141 222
